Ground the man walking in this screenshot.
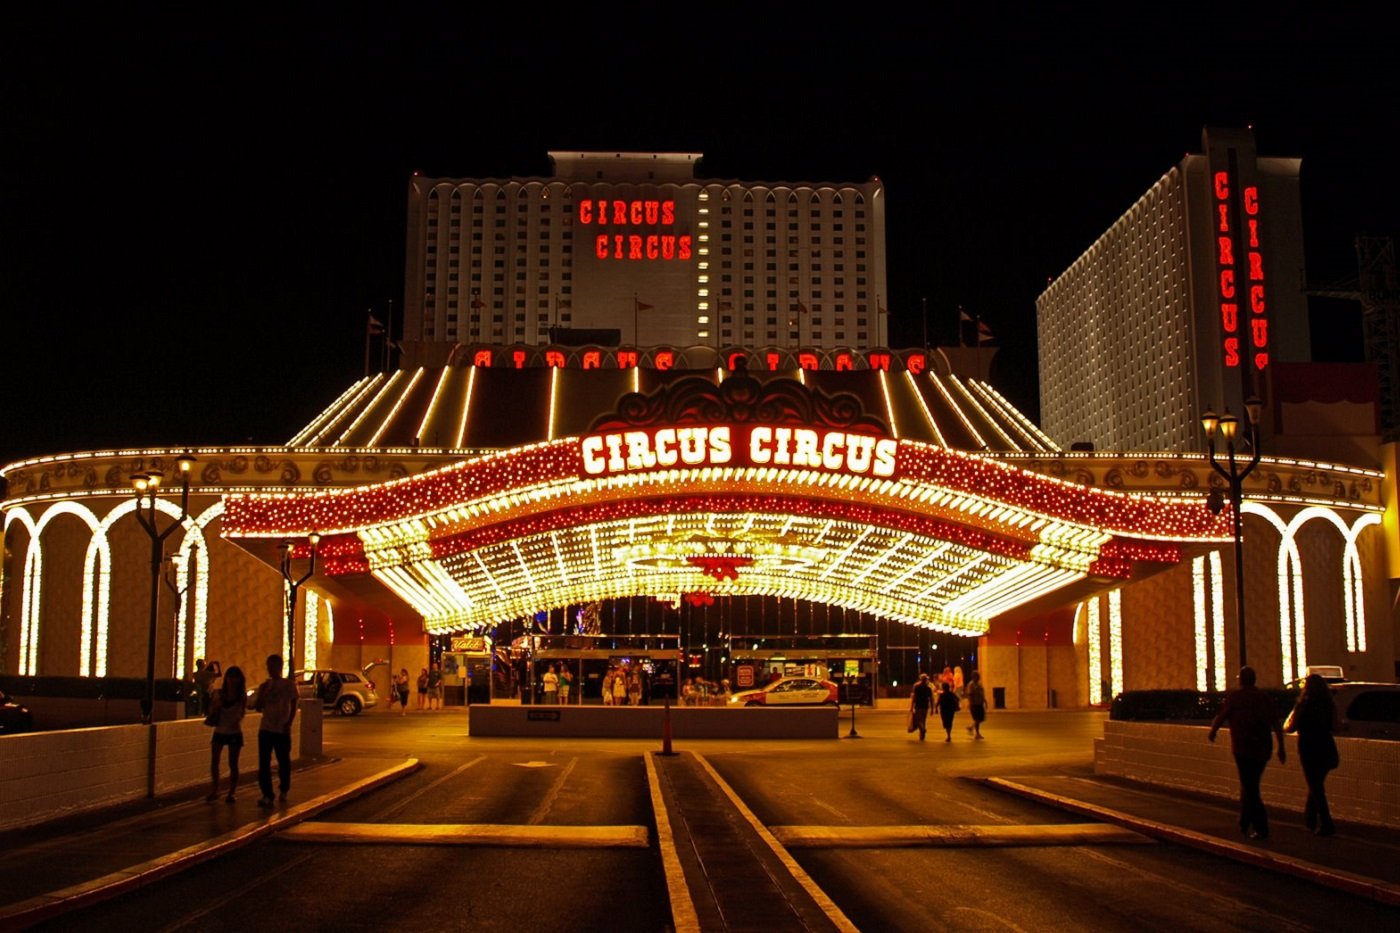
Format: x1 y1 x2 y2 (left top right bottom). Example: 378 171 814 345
909 673 933 741
253 654 299 808
1208 666 1285 839
427 662 443 710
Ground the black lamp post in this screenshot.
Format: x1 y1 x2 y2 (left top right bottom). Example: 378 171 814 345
280 533 320 678
1201 397 1262 667
131 454 196 725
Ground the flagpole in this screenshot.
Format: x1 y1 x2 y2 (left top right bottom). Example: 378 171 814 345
384 298 394 372
921 297 928 351
975 312 984 381
363 309 372 379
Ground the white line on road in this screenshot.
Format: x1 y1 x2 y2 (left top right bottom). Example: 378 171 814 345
526 756 577 825
375 755 486 821
644 752 701 933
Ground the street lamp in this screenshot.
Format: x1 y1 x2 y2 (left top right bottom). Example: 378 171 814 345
131 453 196 725
280 532 321 677
1201 397 1262 667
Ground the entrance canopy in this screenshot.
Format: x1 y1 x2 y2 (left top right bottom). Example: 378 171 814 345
224 376 1229 636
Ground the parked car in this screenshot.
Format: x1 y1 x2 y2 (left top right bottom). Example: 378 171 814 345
1331 682 1400 740
0 689 34 734
729 676 838 707
296 669 378 716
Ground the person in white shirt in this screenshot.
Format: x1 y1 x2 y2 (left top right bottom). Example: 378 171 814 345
252 654 299 807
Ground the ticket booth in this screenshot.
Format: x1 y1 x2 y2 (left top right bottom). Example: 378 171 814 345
442 634 493 706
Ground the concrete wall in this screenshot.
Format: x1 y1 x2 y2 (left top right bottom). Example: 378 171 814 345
1095 720 1400 829
0 700 316 831
469 704 838 738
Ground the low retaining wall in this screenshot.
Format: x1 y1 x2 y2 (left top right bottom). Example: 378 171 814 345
469 704 838 738
1095 720 1400 828
0 700 318 831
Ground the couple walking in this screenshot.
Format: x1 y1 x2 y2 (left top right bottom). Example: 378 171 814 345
909 671 987 742
206 654 299 808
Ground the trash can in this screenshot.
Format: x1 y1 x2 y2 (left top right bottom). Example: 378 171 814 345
992 686 1006 710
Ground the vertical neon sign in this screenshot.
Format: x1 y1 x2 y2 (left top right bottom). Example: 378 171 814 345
1243 185 1269 371
1213 171 1240 369
1211 167 1269 372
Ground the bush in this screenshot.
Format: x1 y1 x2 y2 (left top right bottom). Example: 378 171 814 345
1110 688 1297 723
0 674 191 702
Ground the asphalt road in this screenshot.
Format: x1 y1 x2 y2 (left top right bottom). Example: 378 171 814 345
36 706 1398 931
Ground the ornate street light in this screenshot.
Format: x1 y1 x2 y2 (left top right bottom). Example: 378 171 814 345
131 453 197 726
280 532 321 678
1201 398 1262 666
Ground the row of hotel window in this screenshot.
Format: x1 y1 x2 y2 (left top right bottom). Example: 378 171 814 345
431 326 871 342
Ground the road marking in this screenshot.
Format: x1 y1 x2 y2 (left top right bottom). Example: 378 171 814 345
644 752 702 933
279 822 647 847
513 760 555 768
693 753 860 933
526 756 577 825
771 823 1153 848
376 755 485 821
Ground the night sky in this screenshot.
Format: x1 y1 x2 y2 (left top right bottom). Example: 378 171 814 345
3 4 1396 468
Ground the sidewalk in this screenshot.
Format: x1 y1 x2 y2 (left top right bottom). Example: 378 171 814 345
983 772 1400 907
0 756 419 930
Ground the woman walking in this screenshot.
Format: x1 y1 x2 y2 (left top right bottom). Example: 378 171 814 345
1285 674 1340 836
395 668 411 716
417 668 429 710
935 681 960 742
965 671 987 739
207 665 247 802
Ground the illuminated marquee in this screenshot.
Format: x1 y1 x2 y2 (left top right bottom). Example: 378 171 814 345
579 425 898 479
577 197 691 262
1211 170 1270 371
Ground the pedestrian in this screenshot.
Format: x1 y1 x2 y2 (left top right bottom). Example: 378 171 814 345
192 658 215 716
417 668 429 710
602 669 615 705
613 667 630 706
395 668 411 715
939 666 955 691
428 662 443 710
559 665 573 705
542 664 559 704
909 673 933 741
1208 666 1286 839
629 670 643 707
965 671 987 739
1284 673 1340 836
206 665 246 802
936 680 960 742
252 654 298 808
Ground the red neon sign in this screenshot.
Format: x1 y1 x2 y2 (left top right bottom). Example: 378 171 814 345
577 199 676 227
1213 171 1240 368
1212 170 1270 372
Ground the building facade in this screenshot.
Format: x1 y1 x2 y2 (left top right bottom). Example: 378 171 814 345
1037 127 1310 453
402 152 889 364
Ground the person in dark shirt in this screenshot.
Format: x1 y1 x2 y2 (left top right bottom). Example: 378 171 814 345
935 681 961 742
909 673 933 741
1208 666 1285 839
1285 674 1340 836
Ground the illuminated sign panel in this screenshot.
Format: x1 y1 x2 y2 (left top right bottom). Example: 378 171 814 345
580 425 898 480
1210 159 1270 372
579 197 692 262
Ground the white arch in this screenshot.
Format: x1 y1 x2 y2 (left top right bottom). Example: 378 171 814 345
7 503 106 676
171 501 222 676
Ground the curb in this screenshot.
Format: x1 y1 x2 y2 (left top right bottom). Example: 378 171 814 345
0 758 420 931
982 777 1400 908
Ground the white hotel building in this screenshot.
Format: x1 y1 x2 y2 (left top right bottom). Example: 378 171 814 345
401 151 889 364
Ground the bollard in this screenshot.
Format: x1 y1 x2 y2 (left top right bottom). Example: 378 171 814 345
659 698 678 756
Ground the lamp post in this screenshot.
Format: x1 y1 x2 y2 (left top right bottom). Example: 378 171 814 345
1201 397 1262 667
131 454 196 725
280 533 320 678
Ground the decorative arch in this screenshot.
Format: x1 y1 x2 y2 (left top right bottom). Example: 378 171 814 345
7 502 104 675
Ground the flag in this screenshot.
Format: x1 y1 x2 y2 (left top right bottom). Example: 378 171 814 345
637 301 654 311
470 296 485 310
367 314 384 335
793 300 809 315
977 320 995 344
877 305 889 315
959 307 973 323
557 299 572 309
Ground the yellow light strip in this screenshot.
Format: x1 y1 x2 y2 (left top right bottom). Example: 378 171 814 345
1085 599 1102 705
971 381 1060 452
414 367 453 447
311 374 385 446
1210 550 1226 690
905 371 947 447
547 367 559 441
947 374 1016 449
878 370 899 439
367 369 425 448
336 371 404 446
929 373 986 448
290 376 373 447
818 526 874 580
1108 589 1124 698
1192 556 1208 692
455 366 477 448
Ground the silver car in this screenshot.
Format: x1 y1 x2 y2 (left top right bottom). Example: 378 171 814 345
1331 682 1400 740
297 669 379 716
